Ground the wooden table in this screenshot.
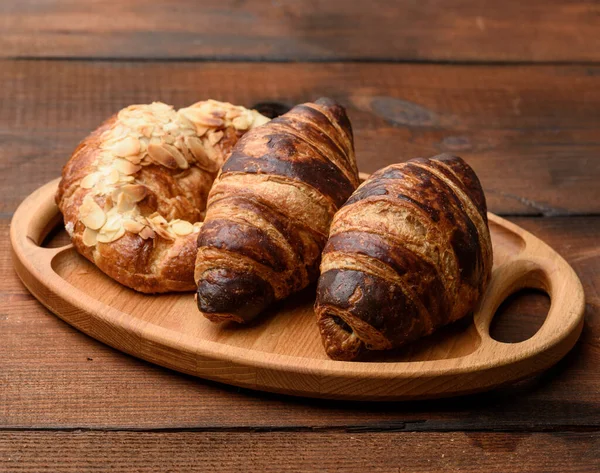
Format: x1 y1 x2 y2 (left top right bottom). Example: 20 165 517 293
2 2 599 471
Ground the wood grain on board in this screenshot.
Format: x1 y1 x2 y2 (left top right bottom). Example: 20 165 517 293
2 216 598 429
0 431 598 473
1 0 599 62
2 61 600 216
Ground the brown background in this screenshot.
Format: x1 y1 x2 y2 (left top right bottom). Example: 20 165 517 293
1 1 600 471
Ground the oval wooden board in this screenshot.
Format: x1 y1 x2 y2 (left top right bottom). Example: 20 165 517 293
11 179 585 401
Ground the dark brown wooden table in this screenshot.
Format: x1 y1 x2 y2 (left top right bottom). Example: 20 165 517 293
2 2 600 471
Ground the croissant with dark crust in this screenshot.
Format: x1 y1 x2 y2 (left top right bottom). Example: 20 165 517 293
56 100 269 293
315 154 493 361
194 98 360 323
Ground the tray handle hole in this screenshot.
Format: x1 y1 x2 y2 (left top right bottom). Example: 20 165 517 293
489 288 550 343
40 220 71 249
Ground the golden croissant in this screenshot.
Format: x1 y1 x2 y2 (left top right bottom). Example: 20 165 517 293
315 154 493 360
56 100 269 293
194 98 360 323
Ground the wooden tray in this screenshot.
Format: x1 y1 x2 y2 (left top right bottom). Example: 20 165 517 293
11 179 585 401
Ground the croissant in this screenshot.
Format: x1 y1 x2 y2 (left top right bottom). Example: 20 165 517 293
56 100 269 293
194 98 360 323
315 154 493 360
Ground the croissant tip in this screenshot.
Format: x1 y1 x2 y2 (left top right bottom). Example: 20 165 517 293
196 268 274 324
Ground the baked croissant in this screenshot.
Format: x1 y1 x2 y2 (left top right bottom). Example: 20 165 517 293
56 100 269 293
194 98 360 323
315 154 493 360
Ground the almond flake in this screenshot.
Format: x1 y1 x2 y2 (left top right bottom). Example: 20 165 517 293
194 125 209 136
80 198 106 230
139 226 156 240
170 220 194 236
185 136 217 171
123 220 145 234
147 143 178 169
232 115 250 131
226 109 242 120
163 144 189 169
140 125 154 138
114 158 142 175
252 112 270 127
153 224 175 241
82 227 98 247
109 136 141 158
102 213 122 233
121 184 147 203
210 109 226 118
108 169 120 184
207 130 224 146
179 108 224 128
116 192 136 212
125 153 143 165
149 214 168 226
97 226 126 243
80 173 100 189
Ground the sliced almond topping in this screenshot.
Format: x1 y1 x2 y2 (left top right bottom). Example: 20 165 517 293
102 213 122 233
226 109 242 120
149 213 168 226
109 136 141 158
97 226 126 244
82 227 98 247
80 173 100 189
140 125 154 138
185 136 217 171
121 184 147 203
121 175 135 182
251 112 270 127
123 220 145 234
80 197 106 230
139 226 156 240
147 143 178 169
114 158 142 175
125 153 143 165
232 115 250 131
194 125 209 136
163 144 189 169
163 122 179 133
107 169 120 184
179 108 224 128
210 108 226 118
116 192 136 213
170 220 194 236
151 224 175 241
207 130 224 146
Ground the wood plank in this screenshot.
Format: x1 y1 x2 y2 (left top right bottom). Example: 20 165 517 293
1 431 598 472
2 216 599 429
2 61 600 216
1 1 599 62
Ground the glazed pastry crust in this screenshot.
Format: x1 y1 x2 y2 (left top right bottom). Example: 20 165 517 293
56 101 269 293
195 98 360 322
315 154 493 360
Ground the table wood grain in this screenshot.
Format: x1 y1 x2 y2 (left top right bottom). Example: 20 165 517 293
2 1 599 471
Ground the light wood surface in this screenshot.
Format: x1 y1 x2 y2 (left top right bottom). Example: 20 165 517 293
10 180 585 401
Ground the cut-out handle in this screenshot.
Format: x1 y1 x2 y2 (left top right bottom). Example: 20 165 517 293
11 179 71 272
467 214 585 375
